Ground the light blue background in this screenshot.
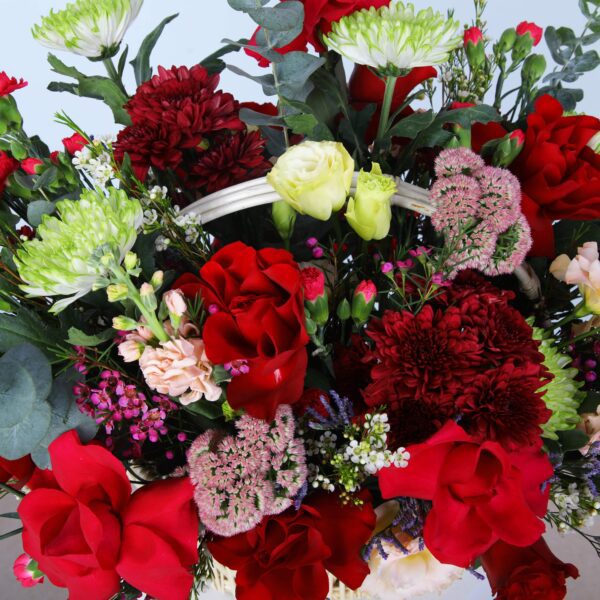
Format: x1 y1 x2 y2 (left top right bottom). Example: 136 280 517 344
0 0 597 147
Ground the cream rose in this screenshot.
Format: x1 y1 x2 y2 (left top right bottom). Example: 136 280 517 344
267 141 354 221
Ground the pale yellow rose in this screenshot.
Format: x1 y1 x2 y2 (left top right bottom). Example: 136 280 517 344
345 163 396 241
267 141 354 221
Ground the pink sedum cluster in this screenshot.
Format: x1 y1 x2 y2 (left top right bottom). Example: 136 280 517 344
430 147 532 277
187 404 307 537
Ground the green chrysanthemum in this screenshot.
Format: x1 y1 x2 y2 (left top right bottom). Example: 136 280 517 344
323 1 461 76
533 326 585 440
15 188 142 312
32 0 143 59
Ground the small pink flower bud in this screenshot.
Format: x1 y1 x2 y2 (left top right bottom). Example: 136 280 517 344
306 237 318 248
312 247 324 259
208 304 220 315
164 289 187 317
381 262 394 274
396 259 415 270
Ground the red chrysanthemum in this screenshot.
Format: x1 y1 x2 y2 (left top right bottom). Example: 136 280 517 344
456 362 551 448
113 123 185 181
126 65 243 145
364 305 484 446
190 130 272 194
0 71 27 97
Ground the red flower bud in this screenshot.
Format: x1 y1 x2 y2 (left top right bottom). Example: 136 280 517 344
509 129 525 146
62 132 88 155
49 151 60 164
301 267 326 302
449 101 476 110
20 158 43 175
354 280 377 303
516 21 543 46
464 26 484 47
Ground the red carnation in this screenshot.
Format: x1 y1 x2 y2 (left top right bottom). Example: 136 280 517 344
18 430 199 600
379 421 553 568
363 305 484 446
516 21 544 46
0 150 19 194
207 490 376 600
300 266 326 302
20 158 43 175
482 538 579 600
456 362 551 448
175 242 309 421
62 132 88 155
190 130 271 194
0 71 27 96
511 95 600 256
0 456 35 489
464 26 484 46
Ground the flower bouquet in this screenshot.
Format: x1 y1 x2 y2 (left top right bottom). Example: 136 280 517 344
1 0 600 599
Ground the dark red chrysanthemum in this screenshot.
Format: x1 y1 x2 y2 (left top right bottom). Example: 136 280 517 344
456 362 551 448
126 65 243 146
190 130 271 194
0 71 27 97
364 305 484 446
113 123 185 181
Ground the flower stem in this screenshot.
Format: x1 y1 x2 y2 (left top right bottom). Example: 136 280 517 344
103 57 127 96
0 483 25 498
376 76 398 142
559 327 600 350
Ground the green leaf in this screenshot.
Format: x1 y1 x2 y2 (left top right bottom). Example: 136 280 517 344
1 344 53 403
227 0 269 10
184 399 225 420
66 327 113 347
0 361 38 429
386 110 435 140
200 42 244 74
117 45 129 79
30 370 99 469
0 513 20 519
570 49 600 72
32 166 58 191
226 64 276 95
76 77 131 125
130 14 178 86
545 27 576 66
47 53 86 79
239 107 284 127
0 527 23 541
0 299 11 312
579 390 600 414
554 220 600 256
557 428 589 451
26 200 55 227
0 307 61 356
247 2 303 31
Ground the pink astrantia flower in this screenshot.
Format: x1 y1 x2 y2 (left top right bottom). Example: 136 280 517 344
187 404 307 537
139 338 222 405
13 553 44 588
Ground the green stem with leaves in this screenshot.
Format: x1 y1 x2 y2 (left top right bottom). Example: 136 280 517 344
376 75 398 142
103 57 127 96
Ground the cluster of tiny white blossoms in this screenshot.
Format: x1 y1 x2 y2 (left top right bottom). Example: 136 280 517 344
553 482 600 530
72 135 115 187
306 412 410 495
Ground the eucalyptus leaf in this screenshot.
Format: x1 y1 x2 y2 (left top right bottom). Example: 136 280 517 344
32 166 58 191
227 0 270 11
0 362 37 429
1 344 52 402
247 2 303 31
130 14 178 86
239 107 284 127
27 200 55 227
226 64 276 95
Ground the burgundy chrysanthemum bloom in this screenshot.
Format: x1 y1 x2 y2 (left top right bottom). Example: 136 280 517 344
456 362 551 448
113 123 185 181
0 71 27 97
190 130 272 194
364 305 484 447
126 65 243 146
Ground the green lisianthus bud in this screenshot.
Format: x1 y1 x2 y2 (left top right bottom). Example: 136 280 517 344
498 28 517 52
345 163 396 241
272 200 297 242
522 54 547 84
150 270 164 289
123 251 139 272
337 298 351 321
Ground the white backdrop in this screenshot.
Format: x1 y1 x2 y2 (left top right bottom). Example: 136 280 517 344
0 1 599 599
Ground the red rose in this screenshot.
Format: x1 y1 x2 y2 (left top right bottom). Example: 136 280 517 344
207 490 376 600
0 456 35 489
516 21 544 46
246 0 390 64
482 538 579 600
20 158 43 175
464 26 484 46
0 150 19 193
0 71 27 96
62 132 88 155
511 95 600 256
378 421 553 567
18 431 199 600
349 64 437 143
175 242 309 420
